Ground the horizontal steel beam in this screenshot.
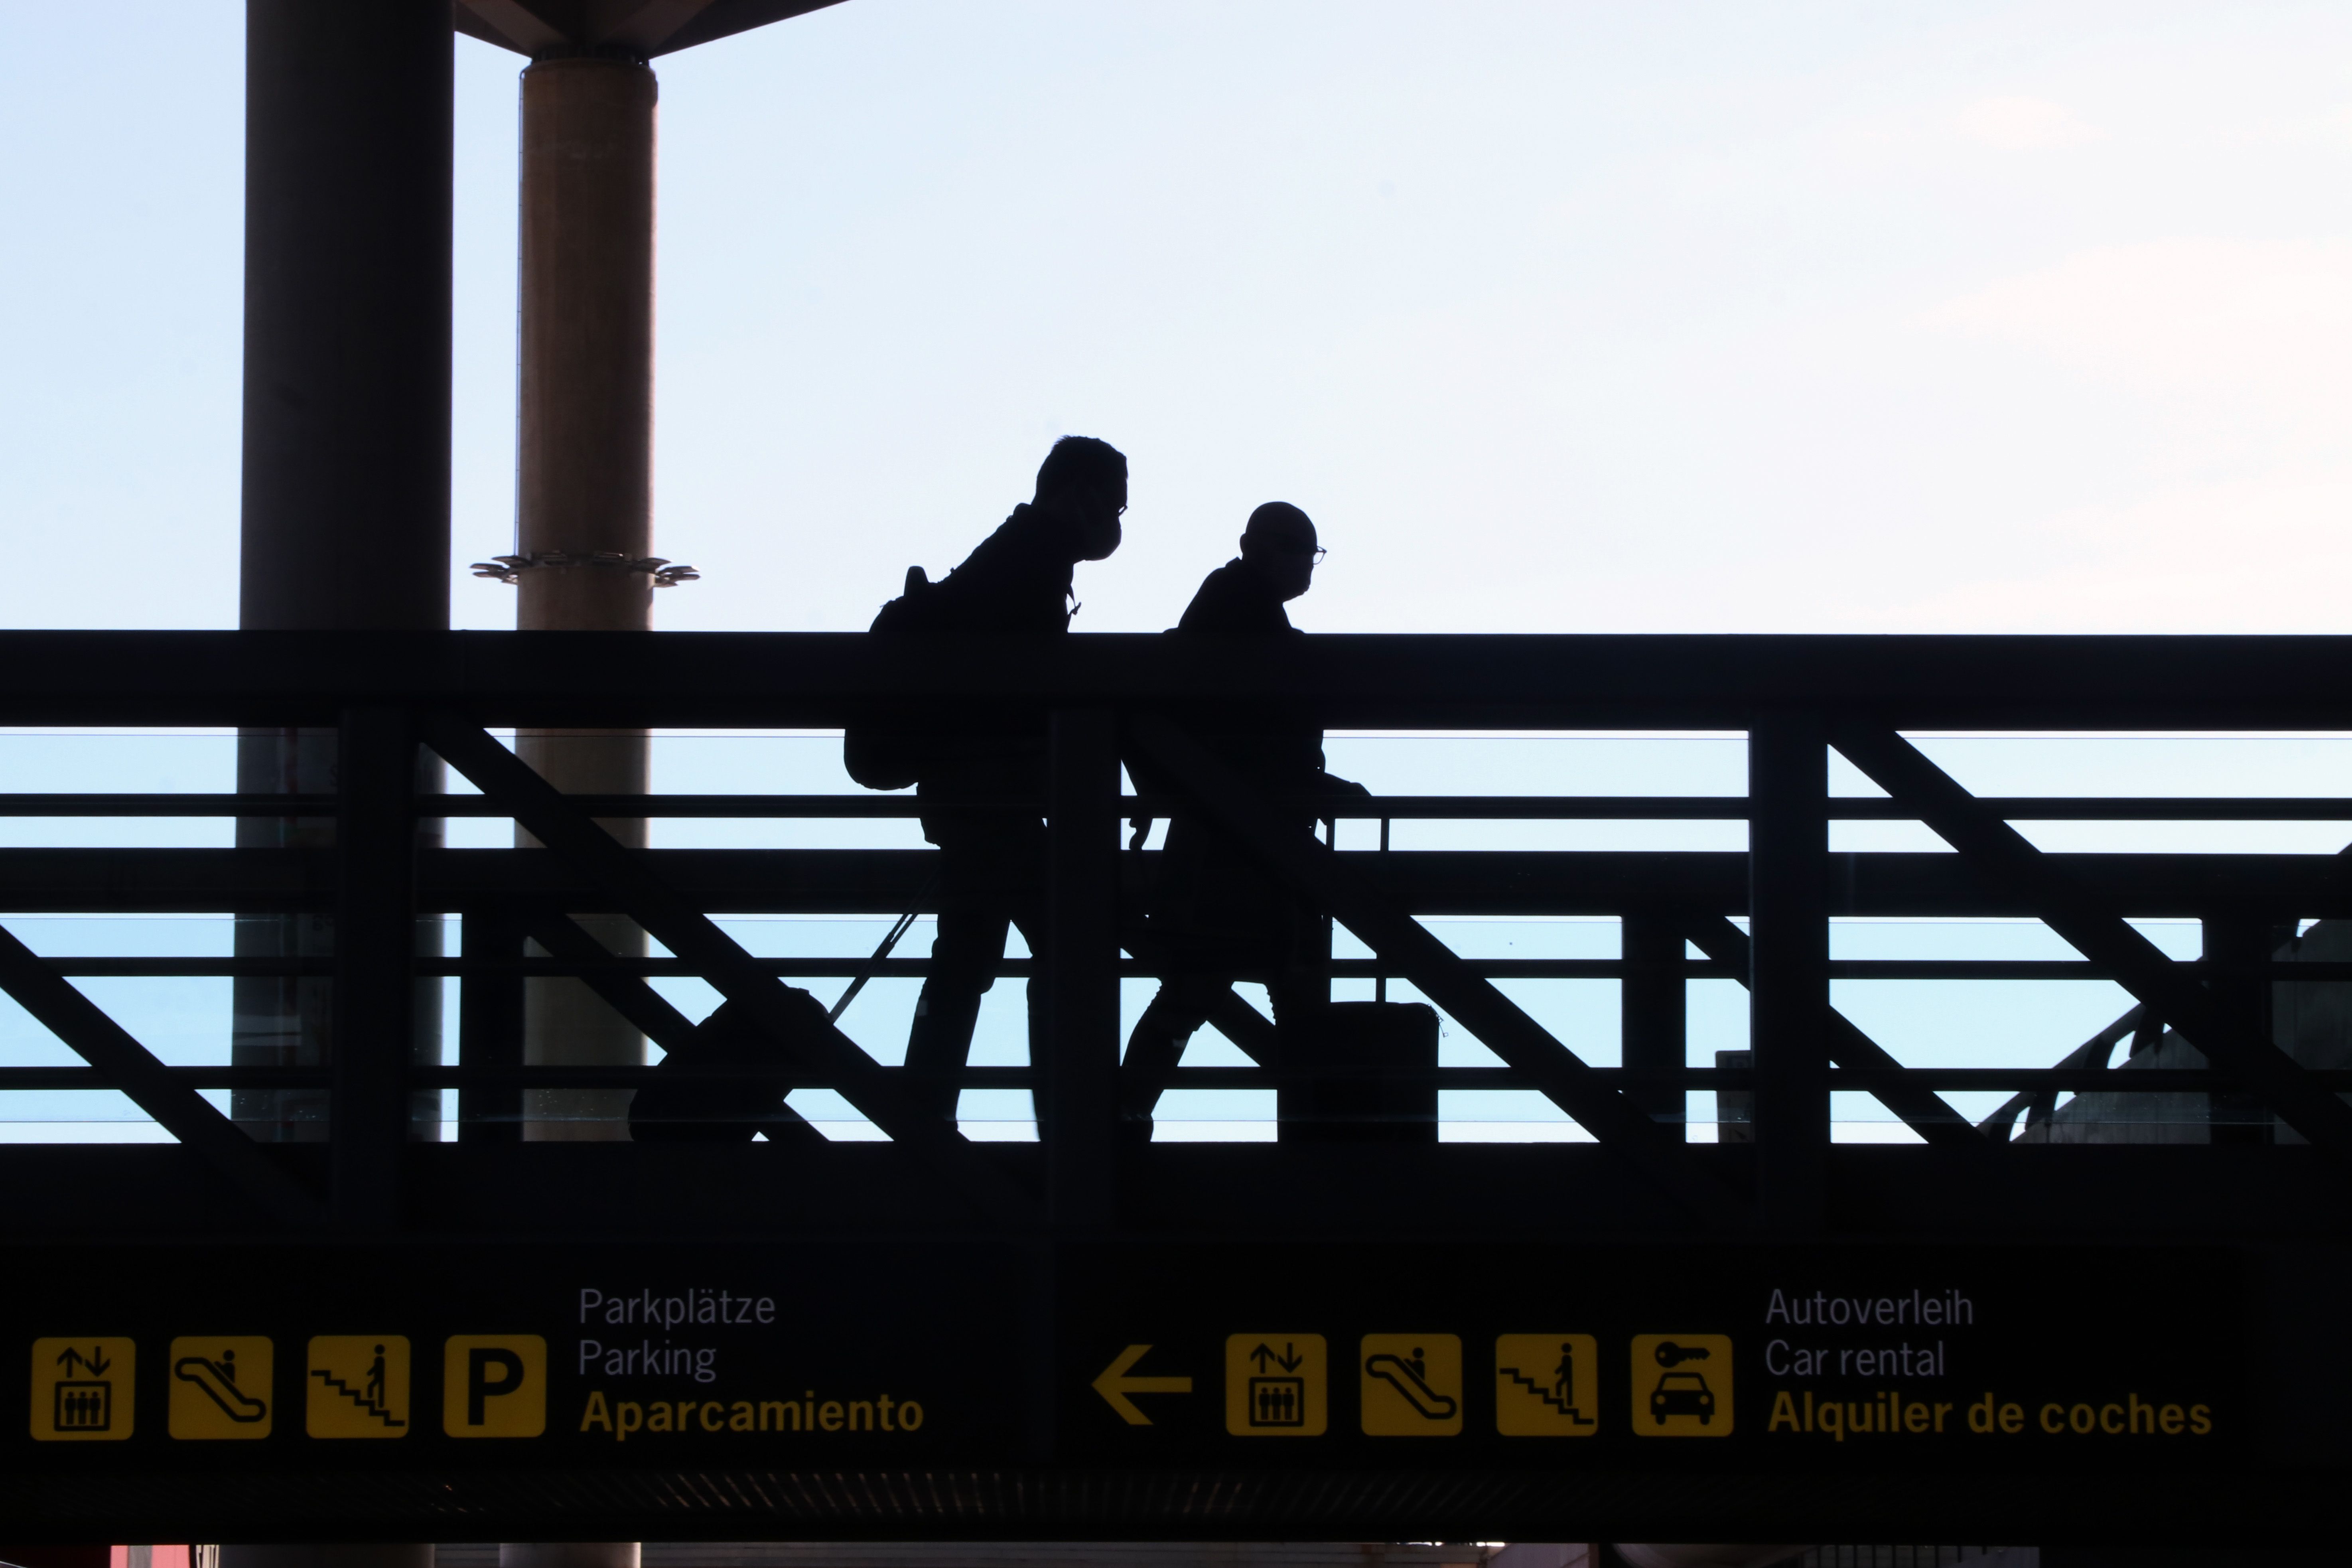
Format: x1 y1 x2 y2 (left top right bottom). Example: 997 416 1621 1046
0 1064 2322 1092
33 954 2352 985
8 846 2352 917
6 629 2352 728
16 789 2352 820
0 1142 2342 1244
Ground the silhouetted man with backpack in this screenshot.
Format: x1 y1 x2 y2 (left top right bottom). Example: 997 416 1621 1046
634 441 1123 1142
851 436 1129 1122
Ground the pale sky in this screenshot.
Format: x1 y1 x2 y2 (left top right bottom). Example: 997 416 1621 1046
6 1 2352 637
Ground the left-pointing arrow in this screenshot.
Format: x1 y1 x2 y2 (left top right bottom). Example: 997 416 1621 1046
1091 1343 1194 1426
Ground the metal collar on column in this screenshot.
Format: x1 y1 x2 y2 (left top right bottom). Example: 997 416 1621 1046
471 553 699 586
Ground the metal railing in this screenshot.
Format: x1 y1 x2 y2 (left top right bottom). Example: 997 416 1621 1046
2 629 2350 1237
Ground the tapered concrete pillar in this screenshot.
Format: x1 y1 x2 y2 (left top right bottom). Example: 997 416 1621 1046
513 56 658 1140
232 0 451 1144
518 55 657 623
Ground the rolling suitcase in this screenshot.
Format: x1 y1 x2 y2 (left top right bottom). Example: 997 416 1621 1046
1277 1000 1439 1145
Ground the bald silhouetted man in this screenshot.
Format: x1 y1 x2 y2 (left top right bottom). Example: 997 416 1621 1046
1123 502 1362 1139
1177 502 1322 637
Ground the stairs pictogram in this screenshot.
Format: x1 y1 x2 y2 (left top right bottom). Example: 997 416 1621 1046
1499 1365 1596 1426
310 1367 404 1427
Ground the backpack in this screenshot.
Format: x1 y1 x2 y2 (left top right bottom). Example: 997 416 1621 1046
843 565 938 791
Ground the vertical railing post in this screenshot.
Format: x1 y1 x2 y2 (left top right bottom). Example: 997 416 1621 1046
332 706 418 1229
458 905 526 1143
1047 709 1122 1231
1749 713 1830 1234
1621 914 1687 1140
2204 915 2281 1146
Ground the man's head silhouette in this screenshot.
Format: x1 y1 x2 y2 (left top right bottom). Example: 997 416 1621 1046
1240 501 1321 602
1034 436 1127 563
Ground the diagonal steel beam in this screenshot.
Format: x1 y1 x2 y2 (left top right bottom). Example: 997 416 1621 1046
521 911 822 1145
1201 988 1281 1061
423 713 1034 1222
1127 713 1747 1231
1833 724 2352 1162
1677 913 1983 1147
0 922 321 1226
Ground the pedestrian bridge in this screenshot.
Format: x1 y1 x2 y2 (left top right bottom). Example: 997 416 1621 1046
0 629 2344 1544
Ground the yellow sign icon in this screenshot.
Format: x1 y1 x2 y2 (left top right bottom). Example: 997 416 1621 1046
1225 1334 1327 1436
168 1336 273 1440
1091 1344 1195 1426
306 1335 410 1438
30 1337 135 1442
1495 1333 1600 1436
1631 1333 1733 1438
444 1335 547 1438
1360 1334 1461 1436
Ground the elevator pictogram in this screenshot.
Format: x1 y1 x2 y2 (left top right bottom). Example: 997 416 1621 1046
30 1338 134 1442
1224 1333 1327 1436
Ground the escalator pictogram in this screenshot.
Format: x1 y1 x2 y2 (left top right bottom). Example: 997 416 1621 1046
1359 1335 1463 1436
175 1354 268 1421
167 1336 274 1440
1365 1353 1458 1420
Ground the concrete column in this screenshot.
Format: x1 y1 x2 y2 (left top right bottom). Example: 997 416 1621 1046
232 0 451 1144
514 56 659 1140
499 53 658 1568
240 0 451 631
518 55 658 625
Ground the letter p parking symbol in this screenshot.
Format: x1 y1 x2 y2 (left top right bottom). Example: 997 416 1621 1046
443 1335 546 1438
